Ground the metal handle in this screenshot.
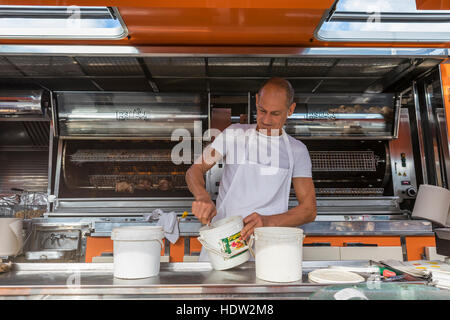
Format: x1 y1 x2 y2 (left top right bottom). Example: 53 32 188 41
248 235 255 258
197 236 229 258
343 242 378 247
158 239 165 250
304 242 331 247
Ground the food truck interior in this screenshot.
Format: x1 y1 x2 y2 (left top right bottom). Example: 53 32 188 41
0 52 449 264
0 0 449 270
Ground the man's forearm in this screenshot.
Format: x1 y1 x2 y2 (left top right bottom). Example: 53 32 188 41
185 165 211 201
264 202 316 227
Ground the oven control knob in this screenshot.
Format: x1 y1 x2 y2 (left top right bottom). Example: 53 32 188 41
406 187 417 197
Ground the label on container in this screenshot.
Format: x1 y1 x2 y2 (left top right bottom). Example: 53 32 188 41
220 231 247 257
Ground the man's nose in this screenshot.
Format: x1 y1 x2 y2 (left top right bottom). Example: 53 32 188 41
261 113 272 124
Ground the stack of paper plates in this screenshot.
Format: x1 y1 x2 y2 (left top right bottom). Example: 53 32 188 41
430 269 450 290
308 269 365 284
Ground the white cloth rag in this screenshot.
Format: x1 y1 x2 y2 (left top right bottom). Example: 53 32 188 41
143 209 180 244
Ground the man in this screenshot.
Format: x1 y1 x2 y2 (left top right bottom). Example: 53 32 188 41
185 77 316 260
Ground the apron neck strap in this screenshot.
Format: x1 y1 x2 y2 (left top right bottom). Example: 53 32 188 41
246 127 294 171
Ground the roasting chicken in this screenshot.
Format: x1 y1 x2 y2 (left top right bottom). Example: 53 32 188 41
115 178 173 193
115 181 134 193
158 178 173 191
136 179 152 191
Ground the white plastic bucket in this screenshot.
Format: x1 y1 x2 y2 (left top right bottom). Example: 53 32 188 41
111 226 164 279
252 227 303 282
0 218 23 256
198 216 250 270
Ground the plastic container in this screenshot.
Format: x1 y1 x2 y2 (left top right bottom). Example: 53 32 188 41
308 269 365 284
111 226 164 279
0 218 23 256
412 184 450 226
252 227 303 282
198 216 250 271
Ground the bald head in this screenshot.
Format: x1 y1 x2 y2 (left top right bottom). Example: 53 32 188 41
255 77 296 135
258 77 294 108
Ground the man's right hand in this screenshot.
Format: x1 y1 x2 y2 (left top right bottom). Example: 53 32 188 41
186 144 223 225
192 198 217 225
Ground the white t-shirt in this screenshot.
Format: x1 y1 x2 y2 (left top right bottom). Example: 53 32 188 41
211 123 312 210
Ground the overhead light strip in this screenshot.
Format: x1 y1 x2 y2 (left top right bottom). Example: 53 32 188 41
331 12 450 23
0 6 127 40
316 0 450 42
0 6 113 19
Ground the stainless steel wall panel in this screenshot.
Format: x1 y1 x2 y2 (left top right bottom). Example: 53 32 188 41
0 122 49 147
22 121 50 147
0 150 48 192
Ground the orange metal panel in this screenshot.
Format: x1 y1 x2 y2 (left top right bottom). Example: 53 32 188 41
416 0 450 10
85 237 113 263
0 1 448 47
116 6 326 46
0 1 336 9
0 2 331 46
405 236 436 261
169 237 185 262
303 236 401 247
82 235 438 262
441 62 450 146
190 237 203 255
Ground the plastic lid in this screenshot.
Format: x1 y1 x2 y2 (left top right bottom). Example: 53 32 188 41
308 269 365 284
111 226 164 241
199 215 243 236
254 227 303 240
419 184 450 191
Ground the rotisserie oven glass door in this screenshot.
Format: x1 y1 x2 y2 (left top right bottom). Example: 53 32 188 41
60 140 193 199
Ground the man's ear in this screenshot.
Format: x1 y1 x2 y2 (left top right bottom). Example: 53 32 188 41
255 93 259 105
288 102 296 116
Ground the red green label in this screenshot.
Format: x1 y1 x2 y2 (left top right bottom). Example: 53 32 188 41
220 231 246 256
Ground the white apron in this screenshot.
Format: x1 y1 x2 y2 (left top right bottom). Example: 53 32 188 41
199 128 294 261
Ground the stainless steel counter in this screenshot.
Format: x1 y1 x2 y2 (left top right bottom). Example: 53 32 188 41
25 216 435 237
0 261 428 300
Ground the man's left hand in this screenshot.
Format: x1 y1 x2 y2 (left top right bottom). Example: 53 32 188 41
241 212 267 241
